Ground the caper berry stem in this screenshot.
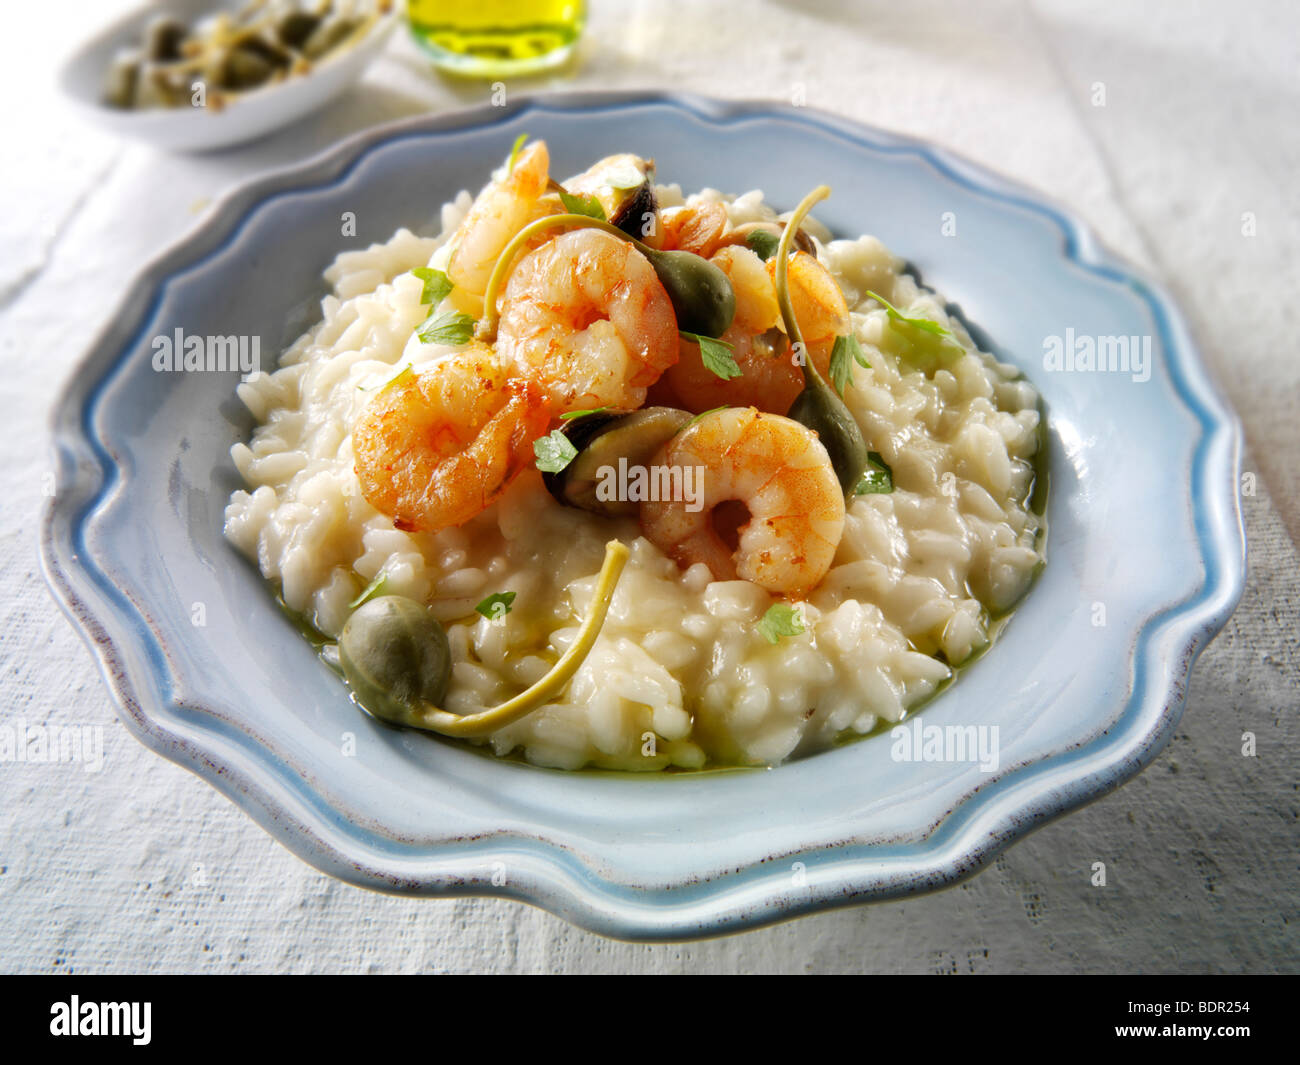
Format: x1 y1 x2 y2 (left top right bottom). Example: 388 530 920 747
392 539 629 738
774 184 829 384
774 185 871 496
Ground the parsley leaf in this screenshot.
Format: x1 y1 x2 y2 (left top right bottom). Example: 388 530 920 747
417 309 475 346
411 266 453 307
558 190 606 220
828 333 871 396
846 332 872 367
533 429 578 473
559 407 609 420
745 229 780 261
683 405 729 430
864 290 955 340
680 331 742 380
349 571 389 609
475 591 517 621
367 365 413 395
758 602 805 645
854 451 894 495
507 132 527 175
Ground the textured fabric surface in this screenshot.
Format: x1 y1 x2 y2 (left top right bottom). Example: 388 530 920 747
1 0 1295 973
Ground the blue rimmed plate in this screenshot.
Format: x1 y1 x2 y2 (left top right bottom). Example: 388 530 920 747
41 92 1245 940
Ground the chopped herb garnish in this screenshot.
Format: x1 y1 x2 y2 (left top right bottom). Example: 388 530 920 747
372 365 413 393
827 333 871 396
475 591 517 621
758 602 805 645
845 333 872 367
854 451 894 495
417 309 476 346
349 571 389 609
559 407 609 420
745 229 780 261
533 429 579 473
864 290 955 340
558 190 606 220
680 331 742 380
684 405 729 430
412 266 453 307
506 132 527 176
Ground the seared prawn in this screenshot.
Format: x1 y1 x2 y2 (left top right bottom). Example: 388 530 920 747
639 407 845 597
447 140 552 305
653 201 729 257
773 249 849 365
663 244 849 415
495 228 679 412
353 345 551 534
659 325 802 414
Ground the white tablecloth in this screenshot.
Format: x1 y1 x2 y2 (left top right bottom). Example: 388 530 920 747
2 0 1296 972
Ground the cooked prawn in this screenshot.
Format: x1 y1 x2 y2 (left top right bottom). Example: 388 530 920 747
639 407 845 597
447 140 552 304
713 244 781 333
353 344 552 534
494 228 679 412
772 249 849 364
662 244 845 414
660 325 802 414
655 201 728 257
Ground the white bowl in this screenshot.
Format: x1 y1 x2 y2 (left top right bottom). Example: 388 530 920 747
57 0 399 153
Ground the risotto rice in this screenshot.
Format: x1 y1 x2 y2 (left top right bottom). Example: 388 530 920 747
224 170 1045 770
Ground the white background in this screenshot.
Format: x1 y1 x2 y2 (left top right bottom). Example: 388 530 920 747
1 0 1296 972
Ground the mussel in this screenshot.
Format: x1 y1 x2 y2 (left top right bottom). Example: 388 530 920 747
543 407 694 517
564 153 658 240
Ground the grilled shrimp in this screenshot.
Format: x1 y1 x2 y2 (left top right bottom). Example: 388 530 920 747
662 244 847 414
495 228 679 412
660 324 803 414
655 201 728 256
713 244 781 333
353 345 552 534
773 249 849 364
639 407 845 597
447 140 552 303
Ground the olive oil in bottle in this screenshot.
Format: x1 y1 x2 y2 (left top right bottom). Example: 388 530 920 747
407 0 586 76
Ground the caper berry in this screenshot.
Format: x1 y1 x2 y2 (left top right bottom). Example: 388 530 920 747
338 596 451 727
787 377 870 495
643 248 735 339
